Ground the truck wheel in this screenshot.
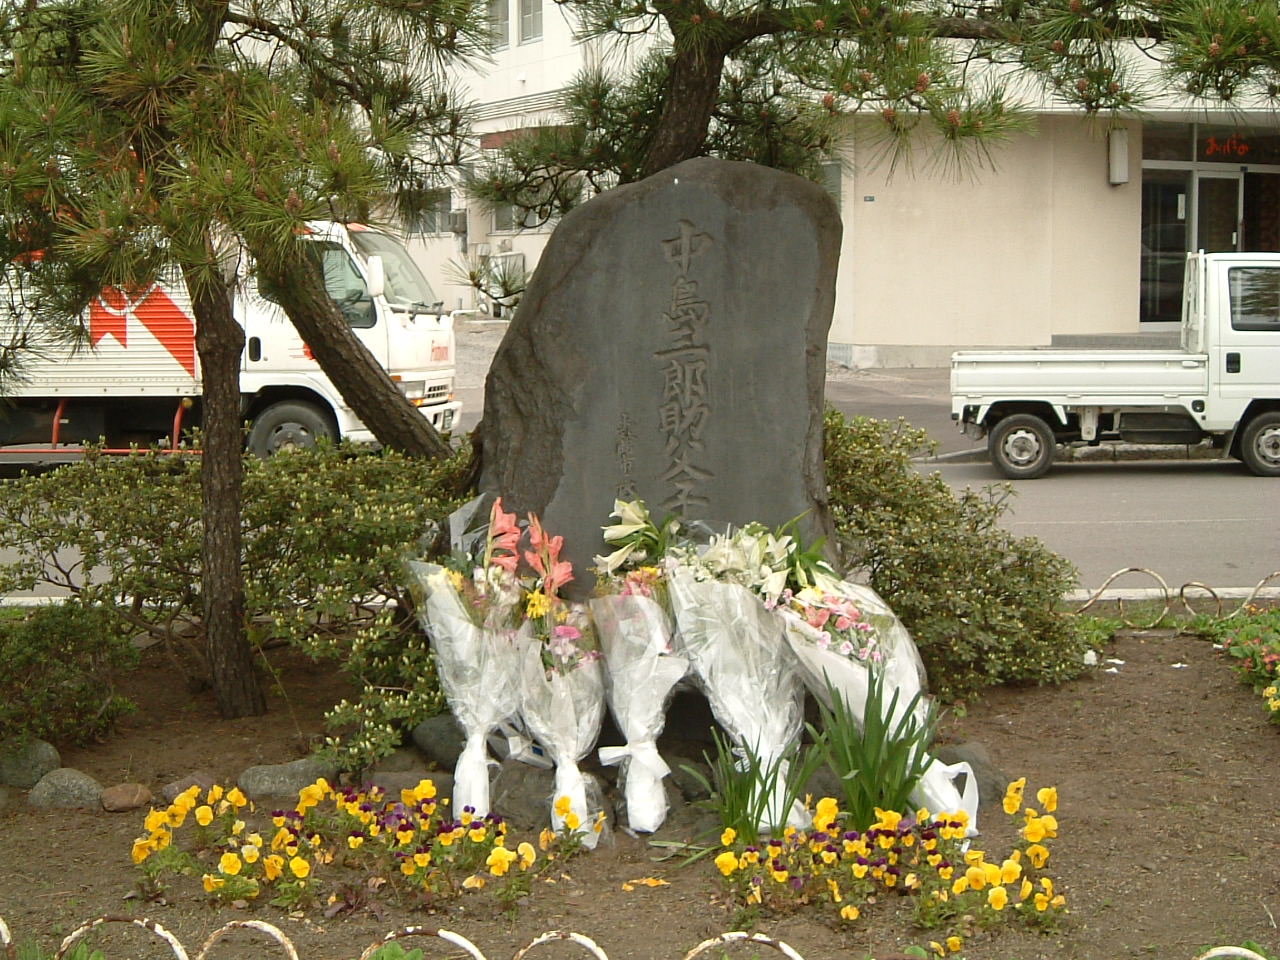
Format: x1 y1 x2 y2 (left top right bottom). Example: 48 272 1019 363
247 402 336 458
1240 412 1280 477
988 413 1056 479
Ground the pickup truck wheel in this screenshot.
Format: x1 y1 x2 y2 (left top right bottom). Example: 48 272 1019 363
247 401 336 458
988 413 1056 479
1240 412 1280 477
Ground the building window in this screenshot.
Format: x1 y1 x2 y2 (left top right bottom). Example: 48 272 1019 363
418 189 452 235
492 203 539 233
519 0 541 42
489 0 509 48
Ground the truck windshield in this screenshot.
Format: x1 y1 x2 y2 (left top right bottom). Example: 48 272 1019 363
349 230 441 313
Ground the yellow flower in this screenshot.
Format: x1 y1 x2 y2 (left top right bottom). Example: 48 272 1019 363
271 827 293 851
219 852 242 876
247 832 263 847
983 862 1002 886
231 819 245 836
951 877 969 896
721 827 737 847
206 785 224 805
839 904 860 921
988 885 1009 911
401 860 417 877
462 874 486 889
770 867 789 884
1020 877 1033 900
143 808 168 834
565 812 581 832
554 795 572 817
526 589 551 618
414 779 438 801
827 878 842 902
261 855 283 881
964 865 987 890
714 851 739 877
813 797 840 833
226 787 248 809
594 811 606 833
929 943 945 958
1025 843 1050 868
1022 816 1047 844
539 828 555 851
946 936 963 953
166 806 188 828
131 837 155 864
289 856 311 879
348 835 365 850
202 874 225 893
518 841 537 869
1036 786 1058 813
1002 777 1026 816
414 851 432 868
872 807 902 832
469 826 488 843
1000 858 1022 884
241 844 260 864
487 846 518 876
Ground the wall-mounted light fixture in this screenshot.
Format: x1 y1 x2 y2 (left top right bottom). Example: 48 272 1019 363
1108 128 1129 185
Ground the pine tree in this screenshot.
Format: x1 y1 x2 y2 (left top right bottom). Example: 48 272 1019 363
0 0 485 717
471 0 1280 211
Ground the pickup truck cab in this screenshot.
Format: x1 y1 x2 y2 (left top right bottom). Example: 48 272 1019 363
951 252 1280 478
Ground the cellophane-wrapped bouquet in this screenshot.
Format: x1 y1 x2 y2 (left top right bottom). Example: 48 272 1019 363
591 500 688 834
515 514 607 848
667 522 808 833
405 496 523 817
773 564 978 835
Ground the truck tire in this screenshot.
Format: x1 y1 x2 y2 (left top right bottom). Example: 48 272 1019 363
247 401 336 458
988 413 1056 479
1240 412 1280 477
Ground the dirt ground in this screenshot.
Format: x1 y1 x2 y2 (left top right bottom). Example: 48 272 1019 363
2 629 1278 960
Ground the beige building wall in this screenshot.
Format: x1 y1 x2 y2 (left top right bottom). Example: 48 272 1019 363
831 116 1142 367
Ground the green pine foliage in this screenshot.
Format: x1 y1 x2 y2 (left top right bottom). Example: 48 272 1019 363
824 407 1087 702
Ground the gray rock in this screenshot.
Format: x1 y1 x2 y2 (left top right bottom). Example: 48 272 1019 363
803 764 845 805
101 782 153 812
490 758 555 830
666 755 713 803
410 714 466 770
237 755 338 803
478 157 840 596
0 737 60 789
934 741 1009 812
356 770 454 802
0 785 15 813
368 747 431 776
160 771 217 804
27 768 103 808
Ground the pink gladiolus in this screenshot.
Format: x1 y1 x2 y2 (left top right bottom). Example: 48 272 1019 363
491 553 519 572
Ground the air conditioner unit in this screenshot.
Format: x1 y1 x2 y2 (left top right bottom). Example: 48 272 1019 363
449 210 468 234
497 238 513 253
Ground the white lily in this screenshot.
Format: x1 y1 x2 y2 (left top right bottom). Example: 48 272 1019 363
601 499 650 543
594 542 638 575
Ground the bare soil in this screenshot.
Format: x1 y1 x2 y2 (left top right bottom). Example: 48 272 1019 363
2 630 1278 960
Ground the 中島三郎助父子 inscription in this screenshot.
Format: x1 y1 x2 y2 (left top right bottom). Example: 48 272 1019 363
656 219 714 516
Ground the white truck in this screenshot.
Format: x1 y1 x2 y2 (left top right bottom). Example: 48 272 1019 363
0 222 461 458
951 252 1280 479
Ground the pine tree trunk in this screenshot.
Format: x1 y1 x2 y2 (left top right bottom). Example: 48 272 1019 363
187 267 267 720
640 46 728 179
263 248 453 461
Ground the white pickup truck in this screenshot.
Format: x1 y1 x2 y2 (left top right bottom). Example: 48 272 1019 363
0 222 460 458
951 252 1280 479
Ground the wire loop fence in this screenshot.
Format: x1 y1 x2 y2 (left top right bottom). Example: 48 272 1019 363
1073 569 1280 629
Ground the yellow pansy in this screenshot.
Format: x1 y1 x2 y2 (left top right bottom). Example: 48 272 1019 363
554 795 572 817
241 844 260 864
1025 843 1050 868
839 904 860 921
988 885 1009 911
1019 877 1034 901
462 874 486 889
144 809 168 834
218 852 242 876
565 812 581 832
263 855 284 881
518 841 537 869
1036 786 1058 813
813 797 840 833
131 837 155 864
289 856 310 879
414 851 432 868
202 874 225 893
721 827 737 847
946 936 963 953
929 943 945 958
226 787 248 809
714 851 739 876
487 846 518 876
401 860 417 876
206 785 224 805
1002 777 1026 816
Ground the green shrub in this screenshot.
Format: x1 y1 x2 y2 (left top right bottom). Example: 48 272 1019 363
823 408 1086 701
0 442 470 765
0 602 137 745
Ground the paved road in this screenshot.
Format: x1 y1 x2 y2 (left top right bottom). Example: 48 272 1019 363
928 458 1280 594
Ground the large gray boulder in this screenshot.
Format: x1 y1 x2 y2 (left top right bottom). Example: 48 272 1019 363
27 768 103 809
478 157 841 591
0 737 60 789
237 755 338 803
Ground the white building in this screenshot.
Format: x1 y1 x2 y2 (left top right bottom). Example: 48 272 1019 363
409 4 1280 367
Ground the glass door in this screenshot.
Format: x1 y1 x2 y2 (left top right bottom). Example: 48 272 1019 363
1141 170 1190 322
1195 172 1243 252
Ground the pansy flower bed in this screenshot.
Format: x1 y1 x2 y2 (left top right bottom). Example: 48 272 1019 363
1218 607 1280 724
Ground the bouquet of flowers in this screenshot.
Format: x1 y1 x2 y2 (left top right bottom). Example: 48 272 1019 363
591 500 688 833
777 572 979 835
515 514 607 848
405 496 524 818
667 523 808 833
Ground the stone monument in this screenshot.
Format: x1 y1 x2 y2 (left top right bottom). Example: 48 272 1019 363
478 156 841 592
